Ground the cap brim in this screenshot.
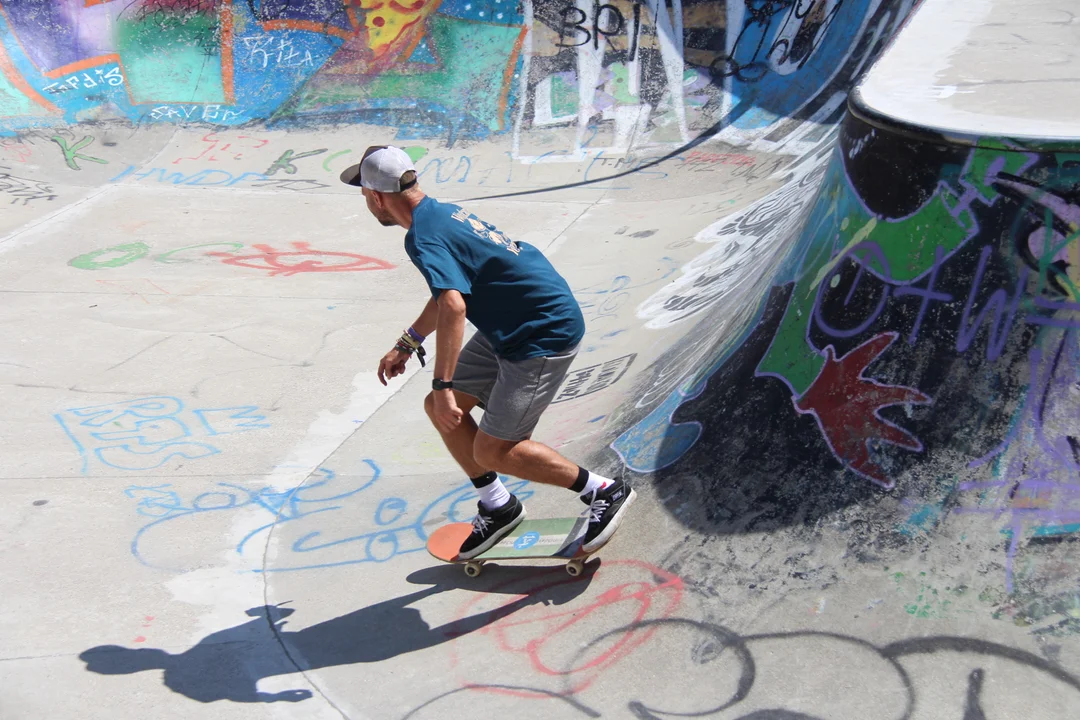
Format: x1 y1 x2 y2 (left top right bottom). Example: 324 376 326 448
339 163 364 187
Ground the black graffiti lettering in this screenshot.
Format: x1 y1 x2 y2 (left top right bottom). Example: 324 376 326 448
594 4 624 50
409 617 1080 718
249 178 331 192
553 354 635 403
964 668 987 720
557 6 591 47
629 2 641 61
0 168 57 205
558 1 638 52
564 368 597 396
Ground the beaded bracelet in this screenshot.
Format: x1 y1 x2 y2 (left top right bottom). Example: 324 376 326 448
395 337 427 367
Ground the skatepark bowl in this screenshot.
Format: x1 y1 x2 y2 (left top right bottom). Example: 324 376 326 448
3 0 1080 716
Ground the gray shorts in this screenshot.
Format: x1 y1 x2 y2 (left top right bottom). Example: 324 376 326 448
452 332 578 442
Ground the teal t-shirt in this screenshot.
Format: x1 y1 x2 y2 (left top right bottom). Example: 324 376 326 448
404 197 584 360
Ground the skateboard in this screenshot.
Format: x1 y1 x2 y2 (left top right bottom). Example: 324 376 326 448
427 517 592 577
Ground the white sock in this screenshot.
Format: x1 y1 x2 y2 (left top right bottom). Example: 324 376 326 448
477 477 511 510
579 472 612 498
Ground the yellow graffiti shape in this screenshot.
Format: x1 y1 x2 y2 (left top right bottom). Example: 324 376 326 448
357 0 443 57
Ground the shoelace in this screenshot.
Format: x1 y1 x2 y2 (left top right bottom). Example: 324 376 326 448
471 513 492 533
586 498 609 524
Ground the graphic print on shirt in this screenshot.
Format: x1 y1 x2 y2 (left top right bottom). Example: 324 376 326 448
450 207 521 256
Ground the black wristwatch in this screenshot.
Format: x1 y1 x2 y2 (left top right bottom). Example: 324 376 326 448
432 379 454 391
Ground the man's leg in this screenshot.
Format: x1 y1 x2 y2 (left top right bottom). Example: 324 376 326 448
423 389 486 477
424 390 514 511
474 345 636 552
471 433 576 488
472 430 633 551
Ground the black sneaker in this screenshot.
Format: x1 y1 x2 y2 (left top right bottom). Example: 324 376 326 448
580 479 636 552
458 495 526 560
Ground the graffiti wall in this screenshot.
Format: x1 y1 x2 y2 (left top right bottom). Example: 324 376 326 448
0 0 913 150
612 106 1080 634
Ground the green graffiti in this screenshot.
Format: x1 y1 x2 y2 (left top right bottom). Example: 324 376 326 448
608 64 638 105
403 146 429 162
116 11 224 105
69 242 150 270
757 146 1038 396
551 74 577 118
154 242 245 264
265 149 328 176
322 149 352 172
51 135 108 171
69 241 251 269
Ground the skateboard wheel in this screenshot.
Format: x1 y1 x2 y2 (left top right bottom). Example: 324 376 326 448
464 561 484 577
566 559 584 577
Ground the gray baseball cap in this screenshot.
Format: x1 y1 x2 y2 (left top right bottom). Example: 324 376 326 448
339 145 417 192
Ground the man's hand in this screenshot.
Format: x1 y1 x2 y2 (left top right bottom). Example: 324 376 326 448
431 389 463 433
377 347 411 386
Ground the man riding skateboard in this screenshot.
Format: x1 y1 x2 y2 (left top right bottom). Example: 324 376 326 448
341 145 635 559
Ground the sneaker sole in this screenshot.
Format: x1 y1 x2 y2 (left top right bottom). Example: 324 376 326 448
582 488 637 553
457 506 527 560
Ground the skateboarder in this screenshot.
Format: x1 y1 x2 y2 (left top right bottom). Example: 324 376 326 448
341 145 635 559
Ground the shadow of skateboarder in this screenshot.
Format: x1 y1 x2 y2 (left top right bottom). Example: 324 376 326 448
79 563 596 703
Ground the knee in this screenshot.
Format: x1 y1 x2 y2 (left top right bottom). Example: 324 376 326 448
419 395 440 423
473 435 512 471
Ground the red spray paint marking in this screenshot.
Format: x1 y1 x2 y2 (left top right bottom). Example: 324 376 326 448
207 242 395 276
132 615 154 643
448 559 683 697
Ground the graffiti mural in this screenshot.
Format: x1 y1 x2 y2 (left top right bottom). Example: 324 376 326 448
0 0 526 139
1 0 913 153
610 106 1080 631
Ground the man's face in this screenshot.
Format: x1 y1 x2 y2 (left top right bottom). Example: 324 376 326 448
363 188 396 227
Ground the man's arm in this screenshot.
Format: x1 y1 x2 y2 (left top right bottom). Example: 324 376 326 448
433 290 466 383
411 297 439 339
377 297 441 386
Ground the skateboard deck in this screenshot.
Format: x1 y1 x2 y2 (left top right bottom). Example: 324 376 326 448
427 517 591 576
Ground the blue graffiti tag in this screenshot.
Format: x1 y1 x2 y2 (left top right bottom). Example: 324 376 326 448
124 462 534 572
56 396 269 474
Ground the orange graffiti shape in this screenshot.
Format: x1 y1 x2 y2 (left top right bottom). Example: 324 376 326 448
207 242 395 276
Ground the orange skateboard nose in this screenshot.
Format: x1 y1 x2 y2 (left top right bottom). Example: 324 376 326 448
426 522 473 562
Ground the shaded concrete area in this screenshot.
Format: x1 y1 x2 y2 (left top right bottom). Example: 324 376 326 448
1 0 1079 717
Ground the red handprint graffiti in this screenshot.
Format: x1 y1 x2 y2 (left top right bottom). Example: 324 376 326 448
794 332 932 489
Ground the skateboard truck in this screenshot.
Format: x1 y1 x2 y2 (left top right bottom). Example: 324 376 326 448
461 557 585 577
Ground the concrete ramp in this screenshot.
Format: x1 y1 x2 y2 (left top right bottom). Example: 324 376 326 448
2 0 1079 717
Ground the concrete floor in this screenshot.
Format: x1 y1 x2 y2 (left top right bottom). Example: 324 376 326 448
2 0 1079 717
